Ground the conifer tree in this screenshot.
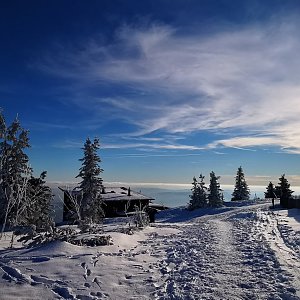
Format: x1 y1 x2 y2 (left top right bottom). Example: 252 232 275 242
0 112 31 225
231 166 250 201
197 174 207 208
264 182 276 199
188 174 207 210
208 171 223 207
189 176 198 210
76 137 104 222
276 174 294 208
24 171 53 230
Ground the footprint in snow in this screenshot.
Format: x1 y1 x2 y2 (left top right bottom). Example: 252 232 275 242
92 277 101 287
32 256 50 263
52 286 76 300
25 267 35 272
92 259 98 267
1 265 31 284
90 291 108 298
83 269 91 281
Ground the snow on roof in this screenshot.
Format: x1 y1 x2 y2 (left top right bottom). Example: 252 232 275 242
59 186 154 202
101 187 154 202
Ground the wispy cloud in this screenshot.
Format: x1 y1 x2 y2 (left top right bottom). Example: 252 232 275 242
53 139 204 151
37 17 300 153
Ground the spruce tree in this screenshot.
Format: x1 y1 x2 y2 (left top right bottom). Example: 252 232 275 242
197 174 207 208
264 182 276 199
208 171 223 207
188 174 207 210
189 176 198 210
231 166 250 201
0 113 31 226
276 174 294 208
76 137 104 222
24 171 53 230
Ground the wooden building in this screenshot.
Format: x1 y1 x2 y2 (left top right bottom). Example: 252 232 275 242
59 186 155 222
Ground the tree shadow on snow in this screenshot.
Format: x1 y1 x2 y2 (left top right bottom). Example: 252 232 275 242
287 208 300 223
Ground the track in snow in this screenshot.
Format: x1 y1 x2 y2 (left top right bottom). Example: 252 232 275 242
150 204 300 300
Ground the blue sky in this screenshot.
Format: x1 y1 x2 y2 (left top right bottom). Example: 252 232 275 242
2 0 300 186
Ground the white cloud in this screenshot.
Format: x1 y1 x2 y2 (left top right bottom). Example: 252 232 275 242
39 18 300 153
53 139 203 151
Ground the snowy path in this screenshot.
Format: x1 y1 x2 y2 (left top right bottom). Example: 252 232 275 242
1 204 300 299
150 205 300 300
255 209 300 298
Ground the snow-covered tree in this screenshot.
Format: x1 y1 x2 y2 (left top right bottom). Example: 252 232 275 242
276 174 293 208
0 112 31 226
208 171 223 207
188 174 207 210
231 166 250 201
76 137 104 222
24 171 53 230
189 176 198 209
1 163 32 244
264 182 276 199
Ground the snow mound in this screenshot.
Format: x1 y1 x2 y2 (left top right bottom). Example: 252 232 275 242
20 240 89 257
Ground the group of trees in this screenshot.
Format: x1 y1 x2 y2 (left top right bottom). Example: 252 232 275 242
0 109 104 239
0 111 53 235
189 166 249 210
265 174 294 208
232 168 296 208
188 171 223 209
189 165 295 210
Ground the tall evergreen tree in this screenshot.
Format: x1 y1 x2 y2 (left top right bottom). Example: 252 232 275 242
188 174 207 210
231 166 250 201
0 112 31 225
276 174 294 208
264 182 276 199
76 137 104 222
197 174 207 208
189 176 198 210
208 171 223 207
24 171 53 230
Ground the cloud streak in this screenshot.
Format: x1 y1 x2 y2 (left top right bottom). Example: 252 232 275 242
38 17 300 153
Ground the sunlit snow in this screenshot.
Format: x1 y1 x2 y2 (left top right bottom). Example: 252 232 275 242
1 202 300 299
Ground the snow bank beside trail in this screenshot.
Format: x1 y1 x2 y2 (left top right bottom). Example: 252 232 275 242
254 208 300 298
156 206 233 223
275 208 300 256
100 226 179 254
156 200 271 223
16 240 89 257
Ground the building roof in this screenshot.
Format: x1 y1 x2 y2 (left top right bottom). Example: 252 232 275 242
59 186 154 202
101 187 154 202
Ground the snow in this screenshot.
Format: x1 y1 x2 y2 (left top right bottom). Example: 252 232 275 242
1 202 300 299
62 186 155 202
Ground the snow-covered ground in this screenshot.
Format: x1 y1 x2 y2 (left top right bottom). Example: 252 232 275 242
1 202 300 299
